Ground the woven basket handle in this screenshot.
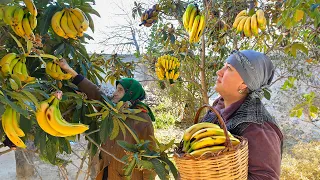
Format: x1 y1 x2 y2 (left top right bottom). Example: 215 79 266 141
193 105 233 149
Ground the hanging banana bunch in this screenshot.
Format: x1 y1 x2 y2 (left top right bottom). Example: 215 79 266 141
1 0 37 40
140 4 160 27
155 54 180 83
51 8 89 39
179 122 240 157
45 61 73 80
2 105 26 148
182 3 206 43
0 53 36 83
35 91 89 137
232 9 267 38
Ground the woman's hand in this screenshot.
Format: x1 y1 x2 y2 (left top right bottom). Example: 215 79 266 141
57 58 78 78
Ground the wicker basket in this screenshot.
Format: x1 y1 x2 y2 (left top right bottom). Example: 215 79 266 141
174 105 248 180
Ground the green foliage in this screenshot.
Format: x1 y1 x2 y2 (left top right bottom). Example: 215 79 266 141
281 141 320 180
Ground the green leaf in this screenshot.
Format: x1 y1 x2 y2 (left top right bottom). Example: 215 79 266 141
138 160 154 170
59 138 71 154
9 33 23 49
110 117 120 140
150 158 167 180
160 157 178 180
291 43 308 55
0 0 13 4
85 112 103 117
118 119 126 138
117 140 138 152
80 5 101 17
39 5 59 35
126 114 148 122
21 90 39 108
263 89 271 100
46 140 57 164
297 108 303 118
100 115 113 143
19 114 32 134
85 12 95 32
26 39 33 54
0 93 29 117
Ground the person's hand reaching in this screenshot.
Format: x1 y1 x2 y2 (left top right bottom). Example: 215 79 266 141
56 58 78 78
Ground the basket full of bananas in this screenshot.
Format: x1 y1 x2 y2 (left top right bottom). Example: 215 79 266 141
174 105 248 180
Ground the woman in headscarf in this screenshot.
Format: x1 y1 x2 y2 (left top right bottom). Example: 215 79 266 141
58 59 156 180
201 50 283 179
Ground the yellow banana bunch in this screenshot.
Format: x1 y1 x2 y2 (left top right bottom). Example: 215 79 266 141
36 94 89 137
180 122 241 156
140 4 160 27
45 96 89 136
51 8 89 39
2 106 26 148
2 4 37 39
155 55 180 82
233 9 267 37
45 61 72 80
182 3 206 43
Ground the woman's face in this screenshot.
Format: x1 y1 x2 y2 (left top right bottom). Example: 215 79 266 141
112 84 125 103
215 63 247 97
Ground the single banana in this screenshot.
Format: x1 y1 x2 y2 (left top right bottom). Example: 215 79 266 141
60 10 77 39
190 127 232 143
71 8 89 31
3 6 17 25
9 58 20 74
189 146 225 157
11 109 25 137
256 9 265 26
183 4 196 31
35 96 67 137
13 61 25 81
51 10 68 38
165 71 169 80
235 10 247 19
194 14 205 43
251 14 259 36
173 72 179 81
2 106 26 148
233 16 247 29
12 7 24 26
1 64 11 76
237 16 247 33
189 136 240 152
189 15 200 43
188 7 198 32
183 122 220 142
259 16 267 31
23 0 37 16
243 16 252 37
21 62 29 81
46 98 89 135
14 20 26 37
28 15 37 30
22 17 35 40
0 53 17 66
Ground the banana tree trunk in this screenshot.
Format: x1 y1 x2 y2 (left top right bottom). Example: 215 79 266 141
15 141 35 179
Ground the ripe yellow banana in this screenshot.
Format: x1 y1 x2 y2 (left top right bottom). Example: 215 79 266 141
237 16 247 33
51 10 68 38
189 146 225 157
46 98 89 136
256 9 265 26
189 15 200 43
235 10 247 19
3 6 17 25
194 14 205 43
188 136 240 152
71 8 89 31
183 122 220 142
23 0 37 16
259 16 267 31
183 4 196 31
60 10 77 39
14 20 26 38
251 14 259 36
12 7 24 26
233 16 247 29
69 10 82 31
22 17 34 40
188 7 198 32
173 72 179 80
66 10 78 36
11 109 25 137
0 53 17 66
190 127 232 143
28 15 37 30
2 106 26 148
243 16 252 37
35 96 67 137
